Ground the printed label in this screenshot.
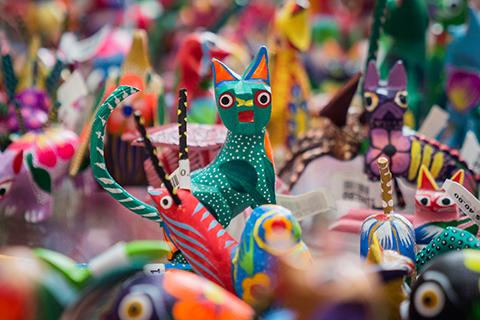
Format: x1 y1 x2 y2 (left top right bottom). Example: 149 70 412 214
460 131 480 175
59 25 111 63
57 70 88 130
418 105 450 139
443 179 480 224
143 263 165 275
276 188 336 221
168 160 191 190
330 171 382 210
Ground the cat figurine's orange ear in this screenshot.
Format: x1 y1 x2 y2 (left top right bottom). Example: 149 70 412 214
243 46 270 84
212 59 240 87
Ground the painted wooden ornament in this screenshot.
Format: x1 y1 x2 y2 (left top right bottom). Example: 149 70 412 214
364 60 478 194
0 126 78 222
410 249 480 320
77 270 254 320
360 157 416 263
415 226 480 273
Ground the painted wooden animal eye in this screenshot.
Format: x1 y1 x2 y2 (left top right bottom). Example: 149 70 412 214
415 195 431 207
395 91 408 108
364 92 378 111
413 282 445 318
437 197 453 207
118 293 153 320
0 179 13 200
218 92 235 109
255 90 271 108
443 0 463 15
160 196 173 209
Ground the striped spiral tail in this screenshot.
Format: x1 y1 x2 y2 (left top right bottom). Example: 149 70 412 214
90 85 160 222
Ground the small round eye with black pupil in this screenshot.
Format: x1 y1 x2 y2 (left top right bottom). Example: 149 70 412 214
160 196 173 209
416 195 431 207
218 92 235 109
254 90 271 108
437 197 453 207
364 92 379 111
395 91 408 108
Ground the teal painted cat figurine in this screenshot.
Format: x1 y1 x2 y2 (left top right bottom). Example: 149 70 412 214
190 46 277 226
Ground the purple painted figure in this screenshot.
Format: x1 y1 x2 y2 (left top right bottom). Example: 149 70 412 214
6 89 50 132
364 61 411 178
0 127 78 223
363 60 478 194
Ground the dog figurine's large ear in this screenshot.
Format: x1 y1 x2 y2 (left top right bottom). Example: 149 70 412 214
387 60 407 91
364 60 379 92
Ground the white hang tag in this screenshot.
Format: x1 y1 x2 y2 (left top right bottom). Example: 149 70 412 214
443 179 480 225
57 70 88 130
59 25 111 63
417 105 450 139
143 263 165 275
460 131 480 174
330 170 383 213
276 188 337 221
167 160 191 190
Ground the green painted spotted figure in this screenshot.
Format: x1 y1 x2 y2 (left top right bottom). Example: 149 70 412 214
416 227 480 272
191 46 276 226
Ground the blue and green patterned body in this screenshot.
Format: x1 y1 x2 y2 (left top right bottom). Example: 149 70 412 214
231 205 310 311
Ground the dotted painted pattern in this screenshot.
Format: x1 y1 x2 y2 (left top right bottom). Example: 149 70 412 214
416 227 480 272
191 130 276 228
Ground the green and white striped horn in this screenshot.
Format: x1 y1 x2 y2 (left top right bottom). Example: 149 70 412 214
90 85 160 222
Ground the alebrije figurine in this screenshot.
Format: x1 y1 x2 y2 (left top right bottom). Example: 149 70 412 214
172 31 238 124
69 270 255 320
0 126 78 223
415 226 480 273
363 60 478 194
425 0 468 110
190 45 276 226
413 165 479 244
426 0 468 27
0 241 169 319
267 0 312 160
360 157 416 263
438 8 480 149
69 29 165 185
91 85 310 309
91 46 276 230
0 35 63 142
410 249 480 320
378 0 429 129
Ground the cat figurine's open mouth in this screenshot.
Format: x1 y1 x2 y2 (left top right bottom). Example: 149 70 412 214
238 110 254 122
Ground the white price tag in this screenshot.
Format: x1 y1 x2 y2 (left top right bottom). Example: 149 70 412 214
276 188 337 221
57 70 88 130
59 25 111 63
167 160 191 190
143 263 165 275
460 131 480 174
418 105 450 139
330 171 382 211
443 179 480 225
